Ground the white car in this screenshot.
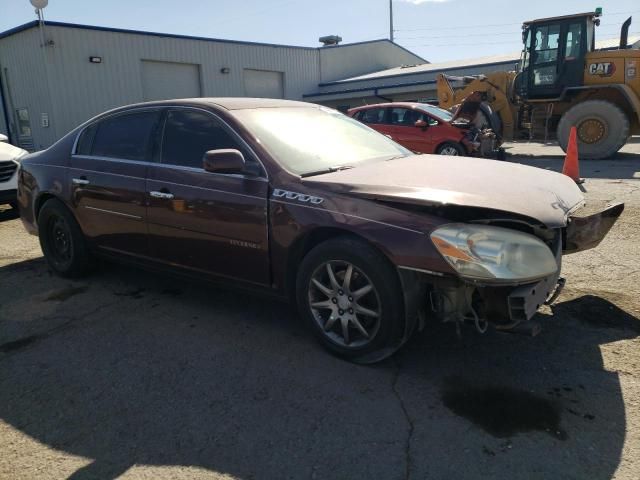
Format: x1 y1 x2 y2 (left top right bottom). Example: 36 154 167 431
0 134 28 209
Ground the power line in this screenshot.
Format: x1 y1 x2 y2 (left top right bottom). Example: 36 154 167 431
394 10 640 33
395 24 634 41
401 31 640 48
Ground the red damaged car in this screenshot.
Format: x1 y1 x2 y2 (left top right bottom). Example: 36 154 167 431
348 102 499 157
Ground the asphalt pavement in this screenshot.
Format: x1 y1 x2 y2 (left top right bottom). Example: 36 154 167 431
0 141 639 480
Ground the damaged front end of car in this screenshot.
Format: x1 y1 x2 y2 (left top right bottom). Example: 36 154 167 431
404 203 624 336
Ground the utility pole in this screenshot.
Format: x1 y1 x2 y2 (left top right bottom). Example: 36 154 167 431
389 0 394 42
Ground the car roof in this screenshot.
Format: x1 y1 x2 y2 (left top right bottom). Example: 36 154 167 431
118 97 314 111
348 102 433 112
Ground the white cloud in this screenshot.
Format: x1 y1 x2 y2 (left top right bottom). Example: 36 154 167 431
397 0 453 4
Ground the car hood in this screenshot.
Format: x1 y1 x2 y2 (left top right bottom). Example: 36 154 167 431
303 155 585 228
0 143 28 162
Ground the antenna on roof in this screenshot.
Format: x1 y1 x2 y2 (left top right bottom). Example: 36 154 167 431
29 0 51 47
389 0 394 42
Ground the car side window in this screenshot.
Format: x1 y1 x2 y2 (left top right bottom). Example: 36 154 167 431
75 123 97 155
360 108 385 124
161 109 253 171
90 111 160 161
426 115 439 126
389 108 427 126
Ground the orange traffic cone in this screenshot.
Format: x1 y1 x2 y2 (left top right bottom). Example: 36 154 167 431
562 126 584 185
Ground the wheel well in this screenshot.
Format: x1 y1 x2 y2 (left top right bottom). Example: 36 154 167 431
285 228 373 301
34 193 56 221
566 88 636 127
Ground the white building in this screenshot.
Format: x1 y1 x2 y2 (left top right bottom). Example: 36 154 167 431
0 20 425 150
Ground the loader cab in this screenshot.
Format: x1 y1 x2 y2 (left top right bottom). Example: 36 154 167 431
518 11 599 100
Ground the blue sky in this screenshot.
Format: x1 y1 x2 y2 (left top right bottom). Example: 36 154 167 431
1 0 639 62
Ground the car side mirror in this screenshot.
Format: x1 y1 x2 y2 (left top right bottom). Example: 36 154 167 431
415 119 428 129
203 149 246 174
0 134 8 143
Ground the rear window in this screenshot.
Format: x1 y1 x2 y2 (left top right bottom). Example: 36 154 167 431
75 123 97 155
90 111 160 161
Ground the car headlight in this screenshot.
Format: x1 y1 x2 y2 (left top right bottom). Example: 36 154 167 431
430 224 557 282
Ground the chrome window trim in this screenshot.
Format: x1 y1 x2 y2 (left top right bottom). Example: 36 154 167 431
71 105 268 180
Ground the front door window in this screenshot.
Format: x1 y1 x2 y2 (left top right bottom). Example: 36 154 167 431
532 24 561 86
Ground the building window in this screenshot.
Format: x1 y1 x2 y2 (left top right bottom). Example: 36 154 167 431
16 108 31 137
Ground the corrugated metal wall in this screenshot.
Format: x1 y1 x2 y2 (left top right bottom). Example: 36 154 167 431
0 24 436 149
0 28 58 149
40 25 320 142
0 24 321 148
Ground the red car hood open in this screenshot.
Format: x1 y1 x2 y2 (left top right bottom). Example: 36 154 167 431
303 155 585 228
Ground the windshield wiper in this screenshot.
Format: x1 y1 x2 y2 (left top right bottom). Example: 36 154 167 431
300 165 354 178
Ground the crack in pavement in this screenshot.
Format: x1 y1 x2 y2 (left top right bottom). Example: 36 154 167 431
392 358 414 480
0 299 121 361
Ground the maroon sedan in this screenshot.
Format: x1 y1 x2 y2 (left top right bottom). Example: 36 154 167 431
17 98 622 363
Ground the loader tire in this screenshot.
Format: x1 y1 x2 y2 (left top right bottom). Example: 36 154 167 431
557 100 629 160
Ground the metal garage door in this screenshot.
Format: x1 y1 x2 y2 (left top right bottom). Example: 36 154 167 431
243 69 284 98
141 60 201 101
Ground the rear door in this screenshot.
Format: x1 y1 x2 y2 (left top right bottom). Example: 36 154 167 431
146 108 270 285
355 107 390 136
559 21 586 90
386 107 433 153
70 109 161 257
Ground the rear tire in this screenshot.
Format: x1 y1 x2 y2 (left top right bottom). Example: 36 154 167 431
38 198 92 278
296 237 406 362
436 142 465 156
557 100 629 160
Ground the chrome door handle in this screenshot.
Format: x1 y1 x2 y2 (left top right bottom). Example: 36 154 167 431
72 178 90 185
149 191 174 200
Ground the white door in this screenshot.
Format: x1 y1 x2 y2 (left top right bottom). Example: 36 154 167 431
141 60 201 101
243 69 284 98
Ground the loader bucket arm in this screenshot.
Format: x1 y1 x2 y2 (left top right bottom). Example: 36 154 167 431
437 72 518 140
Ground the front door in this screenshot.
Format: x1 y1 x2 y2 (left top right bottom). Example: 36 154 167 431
70 109 161 257
387 107 434 153
146 108 270 286
355 107 389 136
523 20 586 99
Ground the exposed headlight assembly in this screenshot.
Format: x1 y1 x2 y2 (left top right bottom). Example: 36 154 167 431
430 224 557 282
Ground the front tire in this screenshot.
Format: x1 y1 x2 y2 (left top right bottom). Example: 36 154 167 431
557 100 629 160
38 198 92 278
436 142 465 156
296 237 406 362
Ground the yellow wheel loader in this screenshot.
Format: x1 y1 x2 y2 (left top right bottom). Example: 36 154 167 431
437 9 640 159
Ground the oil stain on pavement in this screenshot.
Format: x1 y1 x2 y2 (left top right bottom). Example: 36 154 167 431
0 334 40 353
442 379 567 440
45 285 88 302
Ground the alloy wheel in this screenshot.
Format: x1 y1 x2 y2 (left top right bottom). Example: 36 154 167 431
308 260 381 348
439 146 459 155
